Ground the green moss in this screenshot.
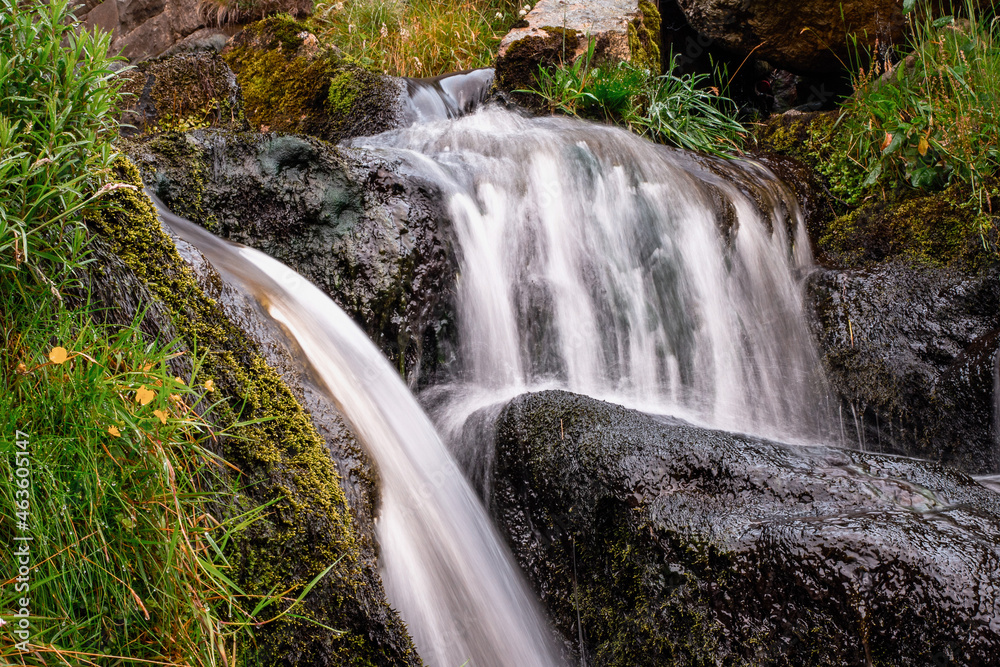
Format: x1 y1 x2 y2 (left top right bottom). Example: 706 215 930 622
628 0 662 75
119 52 248 136
86 157 417 665
224 18 400 142
326 71 361 116
817 184 990 269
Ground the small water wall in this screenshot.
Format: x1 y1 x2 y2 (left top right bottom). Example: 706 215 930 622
159 206 563 667
353 109 837 447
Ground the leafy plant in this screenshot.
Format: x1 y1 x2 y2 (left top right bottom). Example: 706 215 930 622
0 0 124 292
526 40 746 156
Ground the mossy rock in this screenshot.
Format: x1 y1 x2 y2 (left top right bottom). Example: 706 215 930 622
124 129 457 387
754 110 1000 270
222 16 404 142
119 52 249 136
86 156 420 666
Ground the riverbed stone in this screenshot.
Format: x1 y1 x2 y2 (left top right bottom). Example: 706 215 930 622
124 128 456 386
492 389 1000 665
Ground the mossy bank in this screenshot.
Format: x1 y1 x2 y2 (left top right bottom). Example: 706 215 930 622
86 157 420 666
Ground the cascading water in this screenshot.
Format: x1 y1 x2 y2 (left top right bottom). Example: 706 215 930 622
157 206 563 667
157 93 846 665
351 108 838 448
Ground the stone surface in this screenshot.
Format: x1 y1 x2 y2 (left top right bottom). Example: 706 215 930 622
674 0 904 74
808 262 1000 475
494 0 660 99
492 389 1000 666
125 129 456 386
78 0 311 63
119 52 248 136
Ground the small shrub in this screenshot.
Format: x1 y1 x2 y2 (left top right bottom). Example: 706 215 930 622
0 0 123 291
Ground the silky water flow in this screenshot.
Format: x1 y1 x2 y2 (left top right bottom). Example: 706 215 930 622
158 99 842 666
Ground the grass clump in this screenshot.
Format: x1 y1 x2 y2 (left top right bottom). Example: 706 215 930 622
528 41 746 156
821 0 1000 248
0 2 293 664
311 0 522 76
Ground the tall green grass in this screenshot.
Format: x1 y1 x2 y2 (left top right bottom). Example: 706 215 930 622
311 0 521 76
0 2 287 664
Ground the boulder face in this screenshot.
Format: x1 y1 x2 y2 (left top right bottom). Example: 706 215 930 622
808 262 1000 475
494 0 661 99
119 52 248 136
78 0 311 63
673 0 905 74
491 390 1000 666
125 129 456 385
222 16 407 143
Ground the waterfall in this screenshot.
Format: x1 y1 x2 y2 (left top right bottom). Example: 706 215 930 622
158 206 563 667
352 108 837 446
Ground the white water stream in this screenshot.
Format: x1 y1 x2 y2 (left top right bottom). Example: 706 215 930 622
352 108 837 447
160 209 563 667
161 100 843 666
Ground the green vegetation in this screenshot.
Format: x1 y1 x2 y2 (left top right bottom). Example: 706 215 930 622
814 0 1000 248
1 3 361 664
311 0 521 76
528 42 746 156
0 0 120 290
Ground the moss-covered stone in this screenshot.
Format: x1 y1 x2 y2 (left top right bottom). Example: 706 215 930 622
628 0 661 74
119 52 248 136
222 16 403 142
494 27 580 108
86 156 420 666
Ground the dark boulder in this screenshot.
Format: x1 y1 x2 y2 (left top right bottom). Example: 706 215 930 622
125 129 457 384
491 389 1000 666
808 262 1000 475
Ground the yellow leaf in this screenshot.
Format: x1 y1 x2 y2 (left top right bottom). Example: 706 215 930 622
918 135 929 156
174 376 186 385
153 409 168 424
203 379 215 393
108 425 121 437
49 346 68 364
135 385 155 405
881 133 893 151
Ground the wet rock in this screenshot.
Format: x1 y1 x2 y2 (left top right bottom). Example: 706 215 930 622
494 0 661 102
222 16 407 142
808 262 1000 475
125 129 456 385
492 389 1000 666
119 52 248 136
672 0 902 74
